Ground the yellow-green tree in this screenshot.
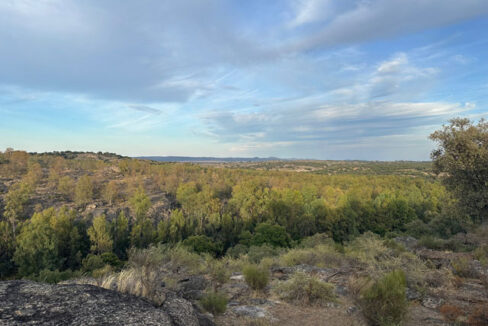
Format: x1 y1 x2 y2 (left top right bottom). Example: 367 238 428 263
4 182 31 235
75 175 93 206
87 215 113 254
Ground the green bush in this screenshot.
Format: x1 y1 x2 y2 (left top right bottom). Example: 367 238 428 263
243 264 269 291
226 244 248 258
451 257 475 278
360 270 408 326
82 254 105 273
247 244 282 264
101 252 123 269
274 272 336 306
32 269 80 284
210 260 231 287
250 223 291 248
200 291 228 314
182 235 222 256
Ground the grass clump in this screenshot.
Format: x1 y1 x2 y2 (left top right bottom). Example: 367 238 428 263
243 264 269 291
274 271 336 306
200 291 228 315
209 260 231 288
359 270 408 326
451 256 476 278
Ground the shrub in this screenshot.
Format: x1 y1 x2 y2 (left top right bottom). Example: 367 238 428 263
250 223 291 248
298 233 331 248
451 257 476 278
32 269 80 284
82 254 105 273
247 244 282 264
101 252 123 269
209 260 231 288
473 245 488 266
279 244 344 268
182 235 222 256
274 272 336 306
243 264 269 291
200 291 228 315
359 270 408 326
226 244 248 258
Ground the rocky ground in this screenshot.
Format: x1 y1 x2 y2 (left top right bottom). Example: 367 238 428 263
0 280 210 326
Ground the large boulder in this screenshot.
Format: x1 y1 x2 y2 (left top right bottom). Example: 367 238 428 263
0 280 210 326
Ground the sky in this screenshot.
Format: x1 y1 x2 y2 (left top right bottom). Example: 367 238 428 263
1 0 488 160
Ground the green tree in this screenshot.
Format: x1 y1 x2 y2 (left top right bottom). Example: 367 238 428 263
103 180 119 205
58 176 75 200
430 118 488 222
87 215 113 254
4 182 31 236
13 209 58 276
0 221 16 278
130 218 155 249
111 211 130 259
129 187 151 220
75 175 93 206
251 222 291 248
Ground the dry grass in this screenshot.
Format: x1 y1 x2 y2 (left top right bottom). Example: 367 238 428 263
273 272 336 306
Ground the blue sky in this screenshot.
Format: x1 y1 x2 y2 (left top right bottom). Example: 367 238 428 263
1 0 488 160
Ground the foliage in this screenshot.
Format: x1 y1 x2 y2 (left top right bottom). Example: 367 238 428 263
13 207 86 276
31 269 80 284
200 291 228 315
111 211 130 259
182 235 222 256
273 271 336 306
4 182 31 234
359 270 408 326
0 221 16 278
74 175 93 206
430 118 488 222
247 244 282 264
87 215 113 253
243 264 269 291
250 222 291 248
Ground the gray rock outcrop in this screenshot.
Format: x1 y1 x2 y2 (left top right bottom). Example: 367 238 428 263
0 280 209 326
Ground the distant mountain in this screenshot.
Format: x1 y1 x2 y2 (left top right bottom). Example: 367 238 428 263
135 156 282 163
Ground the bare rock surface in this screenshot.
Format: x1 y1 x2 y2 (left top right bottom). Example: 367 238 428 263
0 280 206 326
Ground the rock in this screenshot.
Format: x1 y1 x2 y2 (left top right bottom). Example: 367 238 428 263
232 305 267 318
334 284 348 296
347 306 358 315
406 287 421 301
422 296 444 309
0 280 174 325
178 276 208 300
163 295 200 326
230 274 244 281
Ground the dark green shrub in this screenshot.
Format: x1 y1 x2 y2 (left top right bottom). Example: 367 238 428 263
251 223 291 248
182 235 222 256
226 244 248 258
200 291 228 314
360 270 408 326
32 269 80 284
82 254 105 273
101 252 123 269
274 272 336 306
243 264 269 291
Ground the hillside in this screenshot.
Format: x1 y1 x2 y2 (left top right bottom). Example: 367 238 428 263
0 149 487 325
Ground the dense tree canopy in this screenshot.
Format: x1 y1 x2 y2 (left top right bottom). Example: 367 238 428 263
431 118 488 222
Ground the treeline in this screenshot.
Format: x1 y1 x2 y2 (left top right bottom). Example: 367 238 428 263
0 148 461 280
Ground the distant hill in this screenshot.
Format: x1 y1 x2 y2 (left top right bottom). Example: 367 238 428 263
135 156 282 163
